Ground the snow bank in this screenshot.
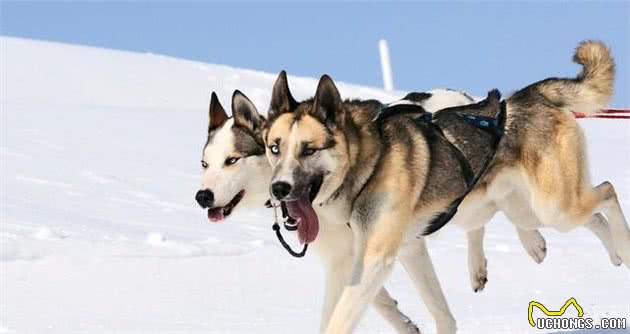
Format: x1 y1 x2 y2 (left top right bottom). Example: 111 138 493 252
1 36 629 333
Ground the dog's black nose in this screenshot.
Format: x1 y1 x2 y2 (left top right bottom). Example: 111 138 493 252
195 189 214 208
271 181 292 200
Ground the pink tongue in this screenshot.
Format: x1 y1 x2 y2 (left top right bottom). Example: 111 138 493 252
207 208 225 222
285 196 319 244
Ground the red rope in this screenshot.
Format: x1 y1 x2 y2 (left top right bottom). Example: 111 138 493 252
573 109 630 119
602 109 630 114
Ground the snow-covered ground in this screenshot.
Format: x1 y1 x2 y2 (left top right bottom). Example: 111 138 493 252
0 36 628 334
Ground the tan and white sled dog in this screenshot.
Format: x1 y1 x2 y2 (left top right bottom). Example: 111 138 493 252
262 40 628 333
197 90 434 333
197 88 477 333
196 85 568 333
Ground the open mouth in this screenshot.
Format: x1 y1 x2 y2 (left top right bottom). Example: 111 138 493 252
207 190 245 222
307 176 323 203
282 175 323 244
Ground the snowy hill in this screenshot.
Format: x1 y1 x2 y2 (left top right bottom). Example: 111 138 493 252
1 36 628 334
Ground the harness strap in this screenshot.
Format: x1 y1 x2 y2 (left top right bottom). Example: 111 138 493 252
425 120 475 188
272 99 507 256
422 101 507 235
376 99 506 236
456 112 504 136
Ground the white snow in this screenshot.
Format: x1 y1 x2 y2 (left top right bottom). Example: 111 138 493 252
145 232 167 245
1 36 629 333
32 226 66 241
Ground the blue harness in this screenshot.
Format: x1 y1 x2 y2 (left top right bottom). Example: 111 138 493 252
455 112 504 136
376 99 506 235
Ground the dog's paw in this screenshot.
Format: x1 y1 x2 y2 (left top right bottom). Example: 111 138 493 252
610 252 622 266
616 246 630 269
520 230 547 263
402 319 421 334
470 257 488 292
610 234 630 269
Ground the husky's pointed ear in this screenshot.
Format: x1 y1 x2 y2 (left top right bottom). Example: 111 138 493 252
209 92 228 132
311 74 342 127
484 89 502 110
486 89 501 104
232 90 265 132
269 70 297 119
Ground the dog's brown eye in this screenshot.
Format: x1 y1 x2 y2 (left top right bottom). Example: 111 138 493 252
302 148 316 157
270 144 280 155
225 157 240 166
201 161 208 169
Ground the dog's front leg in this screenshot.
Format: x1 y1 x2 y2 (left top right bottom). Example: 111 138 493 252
322 258 420 334
319 252 353 332
325 211 409 334
466 227 488 293
373 287 421 333
318 230 420 333
399 237 456 334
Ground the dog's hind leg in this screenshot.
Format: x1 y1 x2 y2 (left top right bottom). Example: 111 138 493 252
594 181 630 267
584 212 622 266
399 237 457 334
527 169 629 267
520 117 628 266
373 288 421 333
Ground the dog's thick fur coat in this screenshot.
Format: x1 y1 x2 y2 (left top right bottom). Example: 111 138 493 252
263 40 627 333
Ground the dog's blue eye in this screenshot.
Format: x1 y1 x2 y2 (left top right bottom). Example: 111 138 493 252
270 145 280 155
225 157 240 166
201 161 208 169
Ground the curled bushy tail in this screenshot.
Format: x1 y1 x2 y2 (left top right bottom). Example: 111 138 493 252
572 40 615 108
510 40 615 115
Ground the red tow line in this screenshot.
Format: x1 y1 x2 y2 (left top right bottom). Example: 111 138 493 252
572 109 630 119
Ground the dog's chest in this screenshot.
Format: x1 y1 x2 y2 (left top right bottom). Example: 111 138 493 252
315 197 352 226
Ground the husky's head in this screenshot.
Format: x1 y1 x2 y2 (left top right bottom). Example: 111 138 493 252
263 72 350 244
196 91 270 222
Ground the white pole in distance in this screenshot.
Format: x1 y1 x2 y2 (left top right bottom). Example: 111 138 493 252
379 39 394 91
